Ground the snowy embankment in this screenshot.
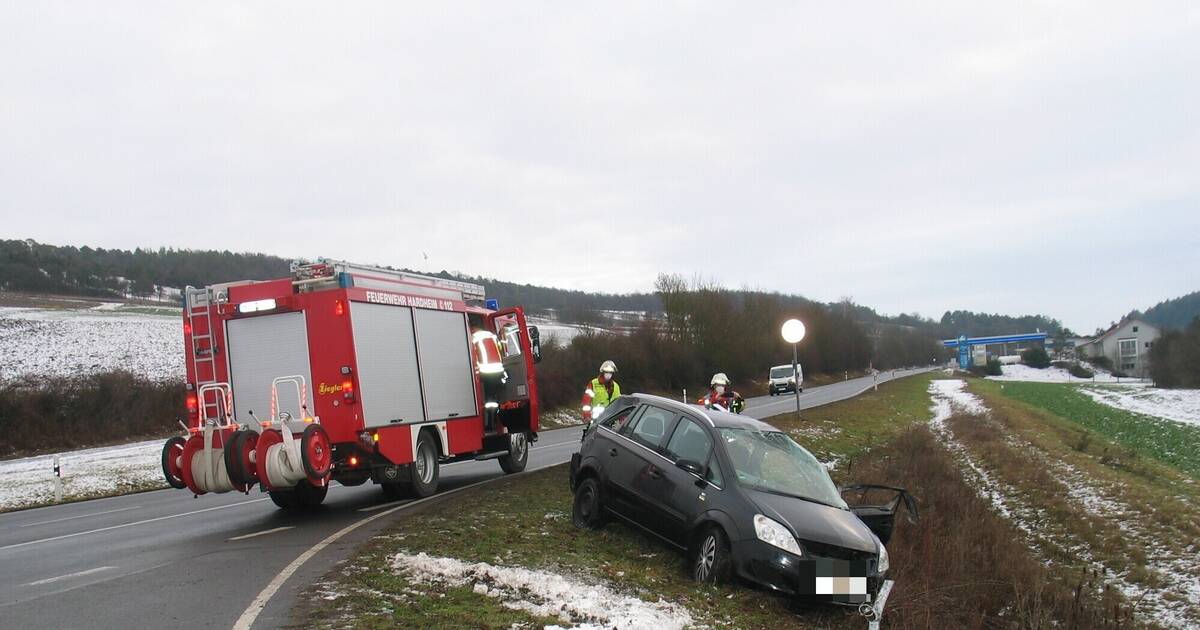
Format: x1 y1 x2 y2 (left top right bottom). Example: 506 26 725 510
985 363 1140 384
0 304 182 382
1081 387 1200 428
0 439 165 511
927 379 1200 629
392 552 694 630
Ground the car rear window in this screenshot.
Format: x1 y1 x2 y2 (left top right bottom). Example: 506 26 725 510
664 418 712 464
627 406 674 449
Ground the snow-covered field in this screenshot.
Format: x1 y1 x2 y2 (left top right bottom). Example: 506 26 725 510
986 363 1142 384
0 439 164 511
0 304 182 382
1081 387 1200 428
391 552 694 630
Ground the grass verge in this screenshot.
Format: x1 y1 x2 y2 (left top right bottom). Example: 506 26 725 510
296 373 1135 629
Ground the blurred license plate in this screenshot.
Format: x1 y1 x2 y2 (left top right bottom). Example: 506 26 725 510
815 576 867 595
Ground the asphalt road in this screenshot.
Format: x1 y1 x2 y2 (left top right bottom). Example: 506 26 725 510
0 366 934 629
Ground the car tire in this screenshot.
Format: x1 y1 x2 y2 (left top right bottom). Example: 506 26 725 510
693 526 733 585
498 431 529 474
571 477 606 530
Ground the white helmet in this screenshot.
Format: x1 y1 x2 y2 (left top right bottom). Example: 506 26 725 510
599 360 617 374
710 372 730 386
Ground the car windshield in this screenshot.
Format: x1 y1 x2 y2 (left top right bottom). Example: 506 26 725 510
770 367 793 379
718 428 846 509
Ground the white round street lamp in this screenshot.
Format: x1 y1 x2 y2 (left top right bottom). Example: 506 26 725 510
781 319 806 415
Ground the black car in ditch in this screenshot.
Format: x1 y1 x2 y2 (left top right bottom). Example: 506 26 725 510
569 394 906 605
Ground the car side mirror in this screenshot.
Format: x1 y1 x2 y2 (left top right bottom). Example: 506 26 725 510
676 458 705 477
528 325 542 363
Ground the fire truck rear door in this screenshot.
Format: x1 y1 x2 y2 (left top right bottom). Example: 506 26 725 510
226 311 314 423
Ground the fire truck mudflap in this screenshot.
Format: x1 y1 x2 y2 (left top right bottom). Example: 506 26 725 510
160 259 542 509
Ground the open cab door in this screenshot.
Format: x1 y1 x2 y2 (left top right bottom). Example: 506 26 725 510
840 484 918 545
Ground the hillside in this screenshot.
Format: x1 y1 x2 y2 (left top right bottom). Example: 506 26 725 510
1138 291 1200 330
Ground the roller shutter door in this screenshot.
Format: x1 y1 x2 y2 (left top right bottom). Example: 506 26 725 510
350 302 426 427
226 311 313 423
414 309 476 420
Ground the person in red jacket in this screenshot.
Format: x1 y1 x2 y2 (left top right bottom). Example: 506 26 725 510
700 372 744 413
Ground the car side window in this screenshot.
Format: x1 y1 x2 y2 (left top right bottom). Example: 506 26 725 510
664 418 713 465
600 406 638 433
626 406 674 450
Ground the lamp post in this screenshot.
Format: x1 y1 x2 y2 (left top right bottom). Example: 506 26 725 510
781 319 806 416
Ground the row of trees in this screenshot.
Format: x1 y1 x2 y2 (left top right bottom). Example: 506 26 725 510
1137 291 1200 331
1149 318 1200 388
535 275 945 410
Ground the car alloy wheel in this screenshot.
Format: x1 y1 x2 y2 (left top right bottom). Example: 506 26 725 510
696 534 717 582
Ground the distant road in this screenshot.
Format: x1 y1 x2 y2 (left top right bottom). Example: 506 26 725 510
0 366 933 629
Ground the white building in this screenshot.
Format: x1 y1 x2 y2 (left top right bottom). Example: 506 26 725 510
1077 318 1161 377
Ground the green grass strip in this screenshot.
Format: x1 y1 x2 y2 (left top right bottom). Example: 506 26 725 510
989 382 1200 477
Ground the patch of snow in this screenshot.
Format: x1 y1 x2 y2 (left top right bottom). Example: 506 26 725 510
0 439 165 510
392 552 694 630
986 363 1146 384
929 379 989 416
0 306 182 382
1080 387 1200 428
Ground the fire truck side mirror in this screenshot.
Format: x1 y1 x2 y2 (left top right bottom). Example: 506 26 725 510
528 326 542 363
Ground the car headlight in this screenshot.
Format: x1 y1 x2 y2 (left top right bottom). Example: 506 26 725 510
753 514 801 555
877 543 889 573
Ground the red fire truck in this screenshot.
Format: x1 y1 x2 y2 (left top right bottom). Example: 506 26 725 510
159 259 543 509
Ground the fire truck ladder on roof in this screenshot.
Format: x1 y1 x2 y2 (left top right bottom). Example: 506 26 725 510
185 286 224 422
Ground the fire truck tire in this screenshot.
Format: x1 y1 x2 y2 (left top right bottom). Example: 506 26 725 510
409 430 440 498
268 489 299 509
300 424 333 480
161 436 188 489
498 431 530 474
381 482 407 501
295 480 328 509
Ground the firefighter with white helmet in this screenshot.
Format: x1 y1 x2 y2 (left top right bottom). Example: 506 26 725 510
700 372 745 414
581 360 621 422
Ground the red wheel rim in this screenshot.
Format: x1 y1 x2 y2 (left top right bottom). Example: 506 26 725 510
240 432 260 482
302 425 333 480
164 438 186 488
179 435 205 495
255 430 283 490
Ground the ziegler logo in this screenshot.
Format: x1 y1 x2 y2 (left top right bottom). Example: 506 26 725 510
318 382 345 396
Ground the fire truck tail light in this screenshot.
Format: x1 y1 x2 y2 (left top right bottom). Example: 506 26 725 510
349 456 359 467
186 393 198 414
183 321 192 335
342 380 354 393
334 300 346 316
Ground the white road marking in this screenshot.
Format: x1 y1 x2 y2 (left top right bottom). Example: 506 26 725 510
357 501 403 513
227 526 294 541
232 461 561 630
0 498 270 552
25 566 115 586
19 505 143 528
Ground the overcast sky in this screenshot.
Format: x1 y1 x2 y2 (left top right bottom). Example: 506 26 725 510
2 2 1197 333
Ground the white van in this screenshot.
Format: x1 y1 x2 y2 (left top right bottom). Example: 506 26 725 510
768 364 803 396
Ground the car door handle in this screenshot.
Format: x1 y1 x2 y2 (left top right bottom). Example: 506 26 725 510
648 467 662 480
609 448 618 457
